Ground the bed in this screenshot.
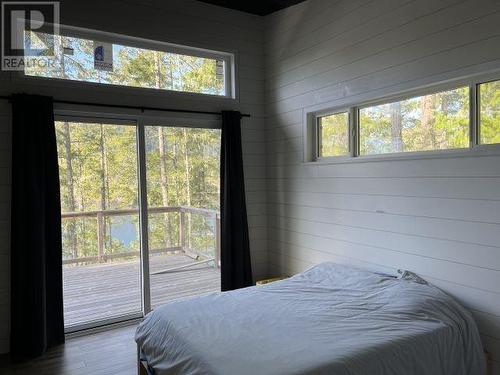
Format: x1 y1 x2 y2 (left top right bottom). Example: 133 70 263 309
135 262 486 375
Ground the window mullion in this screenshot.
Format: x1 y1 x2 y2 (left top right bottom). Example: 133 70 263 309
137 121 151 315
350 107 358 157
470 83 479 147
316 116 322 159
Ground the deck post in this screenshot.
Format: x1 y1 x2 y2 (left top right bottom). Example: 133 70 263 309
97 211 105 262
215 214 221 268
179 209 186 253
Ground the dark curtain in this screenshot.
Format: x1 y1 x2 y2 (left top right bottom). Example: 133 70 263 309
220 111 253 291
10 94 65 359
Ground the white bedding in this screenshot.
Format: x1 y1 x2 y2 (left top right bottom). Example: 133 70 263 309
135 262 485 375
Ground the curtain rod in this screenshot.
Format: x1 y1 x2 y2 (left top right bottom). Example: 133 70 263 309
0 95 251 118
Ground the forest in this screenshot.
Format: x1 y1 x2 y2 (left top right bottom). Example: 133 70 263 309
56 122 220 263
26 32 222 262
320 81 499 156
360 86 470 155
25 31 225 96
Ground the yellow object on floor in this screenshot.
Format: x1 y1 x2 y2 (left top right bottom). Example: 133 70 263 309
256 277 287 286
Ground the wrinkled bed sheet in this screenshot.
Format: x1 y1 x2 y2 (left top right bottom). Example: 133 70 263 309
136 262 485 375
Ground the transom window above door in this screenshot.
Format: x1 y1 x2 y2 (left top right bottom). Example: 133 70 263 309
23 25 234 98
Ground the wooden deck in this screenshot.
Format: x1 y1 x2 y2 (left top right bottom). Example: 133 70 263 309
63 254 220 327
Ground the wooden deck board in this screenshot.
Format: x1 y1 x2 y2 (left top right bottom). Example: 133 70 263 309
63 254 220 327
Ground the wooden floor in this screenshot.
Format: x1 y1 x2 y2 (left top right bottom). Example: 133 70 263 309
64 253 220 327
0 324 139 375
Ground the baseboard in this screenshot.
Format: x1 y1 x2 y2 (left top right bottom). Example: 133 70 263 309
66 317 142 339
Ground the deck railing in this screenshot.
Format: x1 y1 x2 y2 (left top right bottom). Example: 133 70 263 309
61 206 220 267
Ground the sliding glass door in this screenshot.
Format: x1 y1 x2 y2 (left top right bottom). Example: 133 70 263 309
144 125 221 309
55 116 221 331
56 118 142 330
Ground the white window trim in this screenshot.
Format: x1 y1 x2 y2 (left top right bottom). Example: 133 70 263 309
18 23 237 100
304 71 500 165
54 105 222 130
313 108 351 162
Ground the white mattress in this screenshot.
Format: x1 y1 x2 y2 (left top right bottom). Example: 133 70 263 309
135 262 485 375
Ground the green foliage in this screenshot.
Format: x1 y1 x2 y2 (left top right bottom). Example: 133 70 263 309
319 112 349 157
57 122 221 262
25 32 224 95
145 126 220 253
322 82 498 156
57 123 139 260
479 80 500 144
360 87 470 155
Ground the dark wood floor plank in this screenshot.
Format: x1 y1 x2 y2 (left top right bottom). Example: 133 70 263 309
0 325 139 375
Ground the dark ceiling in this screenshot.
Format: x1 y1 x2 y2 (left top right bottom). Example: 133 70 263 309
198 0 307 16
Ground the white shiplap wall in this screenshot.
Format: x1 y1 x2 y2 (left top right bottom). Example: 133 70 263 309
0 0 266 353
264 0 500 371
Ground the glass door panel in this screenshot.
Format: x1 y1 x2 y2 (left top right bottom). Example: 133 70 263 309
55 119 142 330
144 125 221 309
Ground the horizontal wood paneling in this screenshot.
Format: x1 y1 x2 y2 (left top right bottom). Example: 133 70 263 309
268 190 500 223
268 226 500 292
63 0 264 48
267 0 495 86
265 0 500 371
268 35 500 114
268 212 500 270
268 176 500 200
268 202 500 248
266 0 373 58
266 153 500 178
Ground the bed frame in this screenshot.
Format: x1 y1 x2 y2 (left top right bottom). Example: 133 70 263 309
136 346 493 375
138 360 149 375
485 350 492 375
137 346 150 375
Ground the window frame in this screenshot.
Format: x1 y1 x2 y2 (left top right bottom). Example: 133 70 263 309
476 78 500 146
314 108 352 161
19 23 237 100
306 72 500 164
